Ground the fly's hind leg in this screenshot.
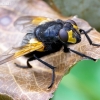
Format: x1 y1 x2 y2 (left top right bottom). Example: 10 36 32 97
15 54 56 88
14 57 32 68
33 54 56 88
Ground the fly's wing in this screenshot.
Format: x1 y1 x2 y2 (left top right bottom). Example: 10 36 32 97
0 16 53 65
0 39 44 65
14 16 53 33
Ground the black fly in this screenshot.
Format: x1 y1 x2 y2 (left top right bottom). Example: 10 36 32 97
0 16 100 88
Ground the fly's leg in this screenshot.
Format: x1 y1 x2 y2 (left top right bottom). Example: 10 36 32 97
14 57 32 68
15 54 56 88
79 28 100 46
33 54 56 88
63 45 97 61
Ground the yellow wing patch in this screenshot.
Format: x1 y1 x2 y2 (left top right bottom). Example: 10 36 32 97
32 17 52 25
0 39 44 65
14 40 44 58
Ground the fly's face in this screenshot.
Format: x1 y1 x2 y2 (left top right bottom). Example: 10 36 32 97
58 20 81 44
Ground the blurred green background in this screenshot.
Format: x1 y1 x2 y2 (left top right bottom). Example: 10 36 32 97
51 60 100 100
46 0 100 31
45 0 100 100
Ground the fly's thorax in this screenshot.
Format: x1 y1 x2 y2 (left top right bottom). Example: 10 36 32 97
34 21 63 43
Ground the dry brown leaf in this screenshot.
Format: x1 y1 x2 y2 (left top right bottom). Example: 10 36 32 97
0 0 100 100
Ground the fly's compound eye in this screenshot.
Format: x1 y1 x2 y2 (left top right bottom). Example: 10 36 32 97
59 29 68 42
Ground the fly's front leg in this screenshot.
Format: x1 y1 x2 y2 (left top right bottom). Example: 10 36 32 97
79 28 100 46
63 44 97 61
